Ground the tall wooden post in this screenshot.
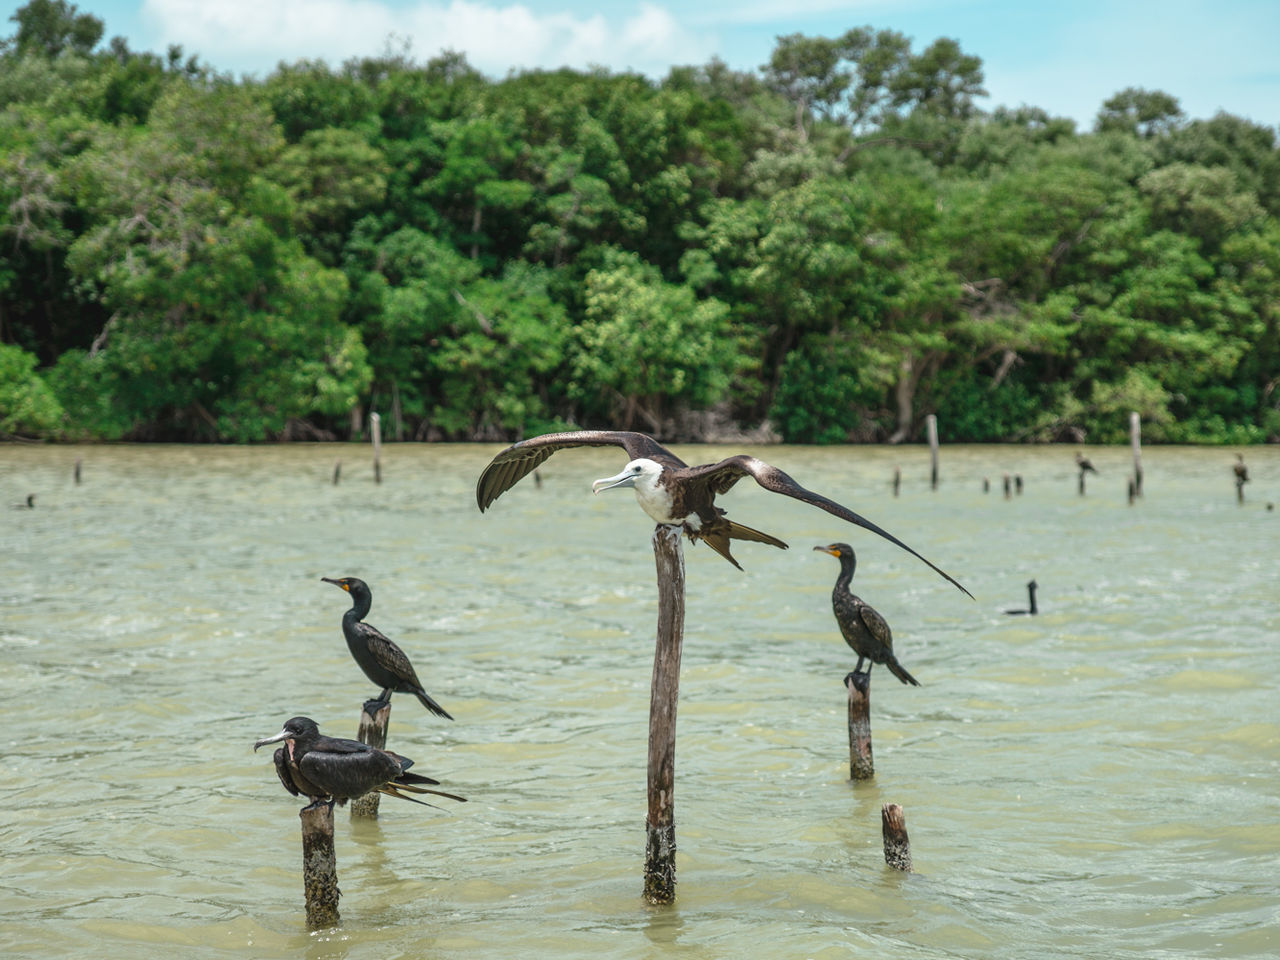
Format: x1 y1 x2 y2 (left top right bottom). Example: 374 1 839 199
846 671 874 780
926 415 939 491
644 524 685 904
351 699 391 818
332 460 342 485
371 412 382 484
300 803 340 927
892 466 901 498
74 458 82 484
1130 412 1143 497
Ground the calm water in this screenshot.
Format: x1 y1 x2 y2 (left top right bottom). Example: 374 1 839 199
2 442 1277 960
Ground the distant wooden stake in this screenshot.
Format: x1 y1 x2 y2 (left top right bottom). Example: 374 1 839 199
371 412 382 484
351 699 391 818
892 466 901 498
926 415 939 491
333 460 342 485
300 803 340 927
846 671 874 780
644 524 685 905
1078 470 1087 496
1130 412 1143 497
74 458 82 484
881 803 912 872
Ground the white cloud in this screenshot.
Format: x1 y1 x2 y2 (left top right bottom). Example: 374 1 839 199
142 0 714 76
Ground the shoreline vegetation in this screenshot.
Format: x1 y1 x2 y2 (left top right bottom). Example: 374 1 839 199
2 2 1278 446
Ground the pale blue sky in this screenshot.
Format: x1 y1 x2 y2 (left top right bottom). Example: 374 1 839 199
7 0 1278 129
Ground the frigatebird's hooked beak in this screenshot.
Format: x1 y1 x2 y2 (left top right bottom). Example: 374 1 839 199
253 728 291 752
592 467 638 494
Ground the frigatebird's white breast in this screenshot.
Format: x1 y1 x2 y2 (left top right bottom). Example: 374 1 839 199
476 430 972 597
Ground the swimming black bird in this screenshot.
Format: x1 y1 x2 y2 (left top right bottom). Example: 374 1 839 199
476 430 970 596
10 493 35 509
1005 579 1038 615
814 543 919 686
321 577 453 719
253 716 466 809
1234 454 1249 484
1075 452 1098 474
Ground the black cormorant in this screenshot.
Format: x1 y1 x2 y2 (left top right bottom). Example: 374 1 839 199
813 543 919 686
1005 579 1038 615
477 430 970 596
1075 452 1098 474
254 716 465 808
321 577 453 719
1234 454 1249 484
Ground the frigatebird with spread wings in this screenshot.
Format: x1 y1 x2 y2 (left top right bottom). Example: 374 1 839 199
476 430 971 597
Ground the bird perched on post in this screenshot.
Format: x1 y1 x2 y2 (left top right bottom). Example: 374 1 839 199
254 716 465 809
321 577 453 719
1234 454 1249 485
476 430 971 596
813 543 919 686
1075 452 1098 474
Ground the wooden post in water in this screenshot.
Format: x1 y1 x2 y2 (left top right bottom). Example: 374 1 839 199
351 699 391 818
1002 473 1011 499
892 466 901 498
300 803 340 927
74 458 82 484
846 671 874 780
1130 412 1143 497
926 415 939 491
371 412 382 484
332 460 342 485
644 523 685 905
881 803 912 872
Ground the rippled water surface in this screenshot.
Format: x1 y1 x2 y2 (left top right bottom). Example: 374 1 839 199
2 442 1278 959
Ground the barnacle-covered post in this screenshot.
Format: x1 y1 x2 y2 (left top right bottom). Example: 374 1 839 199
300 803 340 927
846 671 874 780
881 803 912 872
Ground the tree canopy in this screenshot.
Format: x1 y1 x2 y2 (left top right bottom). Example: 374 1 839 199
2 1 1277 444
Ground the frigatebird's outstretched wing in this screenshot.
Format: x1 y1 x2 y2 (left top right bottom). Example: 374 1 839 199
476 430 682 511
685 455 974 598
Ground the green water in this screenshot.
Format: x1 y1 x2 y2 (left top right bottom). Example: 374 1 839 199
2 442 1277 959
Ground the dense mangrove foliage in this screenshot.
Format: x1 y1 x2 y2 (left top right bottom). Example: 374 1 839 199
2 1 1278 444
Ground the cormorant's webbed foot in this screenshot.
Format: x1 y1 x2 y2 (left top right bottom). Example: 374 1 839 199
843 670 871 695
363 696 391 720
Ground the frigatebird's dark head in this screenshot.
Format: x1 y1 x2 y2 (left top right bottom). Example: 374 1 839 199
254 716 320 752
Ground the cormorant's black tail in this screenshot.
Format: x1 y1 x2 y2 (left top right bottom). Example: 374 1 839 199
415 688 454 720
886 658 920 686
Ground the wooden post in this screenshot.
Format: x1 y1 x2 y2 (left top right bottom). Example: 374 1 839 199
351 699 391 818
1078 470 1086 496
74 458 82 484
644 524 685 905
300 803 340 927
1002 473 1011 499
371 412 382 484
1014 474 1023 495
1130 412 1143 497
1128 478 1136 505
881 803 912 872
332 460 342 485
982 477 990 493
926 415 939 491
892 466 901 498
846 671 874 780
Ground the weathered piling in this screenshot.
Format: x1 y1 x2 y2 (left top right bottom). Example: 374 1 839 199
351 699 392 818
881 803 912 872
892 466 901 498
845 671 874 780
982 477 990 493
644 523 685 905
1014 474 1023 495
1002 473 1011 499
74 458 82 484
333 460 342 485
1128 478 1136 505
926 415 939 490
300 803 340 927
1078 470 1087 496
1130 412 1143 497
371 412 382 484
